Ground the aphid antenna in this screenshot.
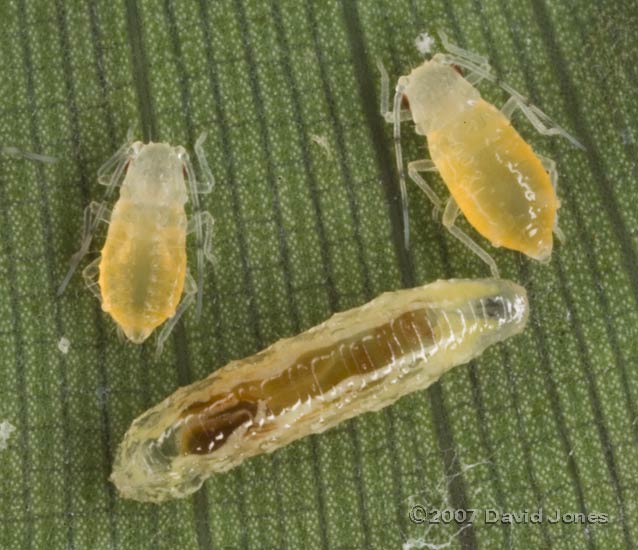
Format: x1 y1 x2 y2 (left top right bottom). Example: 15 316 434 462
392 82 411 250
437 30 490 68
1 146 58 164
125 126 136 145
58 131 133 296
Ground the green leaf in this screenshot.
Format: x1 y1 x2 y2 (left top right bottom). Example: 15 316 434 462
1 1 636 549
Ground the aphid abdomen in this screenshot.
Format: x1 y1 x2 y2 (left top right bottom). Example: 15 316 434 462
428 99 557 261
99 199 187 343
111 279 528 502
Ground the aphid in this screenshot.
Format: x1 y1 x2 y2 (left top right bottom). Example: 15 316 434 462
378 32 584 277
111 278 528 502
57 132 215 354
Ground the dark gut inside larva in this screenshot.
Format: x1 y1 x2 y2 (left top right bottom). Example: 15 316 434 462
180 308 435 455
182 400 258 454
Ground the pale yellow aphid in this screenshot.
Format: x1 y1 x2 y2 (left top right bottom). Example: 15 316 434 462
58 133 215 354
111 278 528 502
378 32 584 277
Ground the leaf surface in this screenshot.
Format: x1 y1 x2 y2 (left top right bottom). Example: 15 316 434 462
0 1 636 549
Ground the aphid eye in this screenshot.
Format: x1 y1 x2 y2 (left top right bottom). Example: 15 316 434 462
401 94 411 110
130 143 143 157
175 146 187 161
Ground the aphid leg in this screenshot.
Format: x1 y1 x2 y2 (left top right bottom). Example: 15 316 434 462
81 256 102 301
188 211 215 263
183 133 215 317
464 72 485 86
376 60 411 123
436 34 583 150
538 155 558 193
178 140 211 320
437 31 493 91
511 97 584 150
57 201 111 295
193 132 215 194
156 270 197 358
82 256 102 303
407 160 443 219
500 96 518 120
538 154 566 244
187 211 215 318
440 54 495 84
442 197 500 278
500 95 566 139
553 224 566 245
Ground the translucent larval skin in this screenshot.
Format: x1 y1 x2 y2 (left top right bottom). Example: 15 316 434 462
402 55 557 261
99 143 188 343
111 278 528 502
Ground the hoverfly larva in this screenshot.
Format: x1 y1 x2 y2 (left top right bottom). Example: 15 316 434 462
57 133 215 355
111 278 528 502
378 32 583 277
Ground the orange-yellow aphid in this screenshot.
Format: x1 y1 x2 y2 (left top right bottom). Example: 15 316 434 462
58 133 214 354
379 32 583 276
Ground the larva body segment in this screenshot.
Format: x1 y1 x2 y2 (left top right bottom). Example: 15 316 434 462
111 278 528 502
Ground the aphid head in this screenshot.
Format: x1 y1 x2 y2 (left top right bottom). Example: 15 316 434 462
398 55 480 135
121 142 188 204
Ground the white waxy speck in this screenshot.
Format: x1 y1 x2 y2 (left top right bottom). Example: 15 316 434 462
414 32 435 55
310 134 332 157
0 420 16 451
58 337 70 354
621 128 634 145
